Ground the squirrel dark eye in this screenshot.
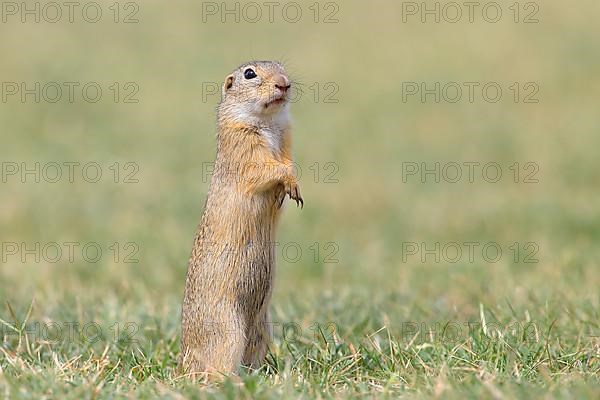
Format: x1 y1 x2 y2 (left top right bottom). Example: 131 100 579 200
244 68 257 79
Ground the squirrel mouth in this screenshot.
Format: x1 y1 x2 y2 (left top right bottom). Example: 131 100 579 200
264 96 287 109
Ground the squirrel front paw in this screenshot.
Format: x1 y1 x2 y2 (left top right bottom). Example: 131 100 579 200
283 179 303 209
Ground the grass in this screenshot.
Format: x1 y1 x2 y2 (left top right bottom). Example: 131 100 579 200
0 294 598 398
1 0 599 398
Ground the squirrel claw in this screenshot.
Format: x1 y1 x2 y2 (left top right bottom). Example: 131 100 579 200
293 187 304 209
284 182 303 210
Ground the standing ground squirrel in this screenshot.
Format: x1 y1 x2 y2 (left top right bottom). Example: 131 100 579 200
179 61 303 378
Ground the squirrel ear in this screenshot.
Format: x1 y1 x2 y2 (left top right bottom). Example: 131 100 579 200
223 75 234 92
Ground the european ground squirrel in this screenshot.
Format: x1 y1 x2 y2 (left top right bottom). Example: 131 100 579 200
179 61 303 378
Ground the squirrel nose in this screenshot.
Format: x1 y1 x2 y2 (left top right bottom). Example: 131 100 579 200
274 74 291 92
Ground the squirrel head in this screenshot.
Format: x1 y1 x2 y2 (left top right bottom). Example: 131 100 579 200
218 61 292 128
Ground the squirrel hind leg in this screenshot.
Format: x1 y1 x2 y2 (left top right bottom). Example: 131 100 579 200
242 310 272 369
179 312 247 377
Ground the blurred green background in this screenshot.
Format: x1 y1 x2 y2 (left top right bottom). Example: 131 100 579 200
0 0 598 396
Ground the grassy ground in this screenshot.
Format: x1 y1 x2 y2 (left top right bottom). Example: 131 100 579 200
0 0 599 398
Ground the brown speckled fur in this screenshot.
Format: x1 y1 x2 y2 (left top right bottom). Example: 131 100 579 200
179 61 302 378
